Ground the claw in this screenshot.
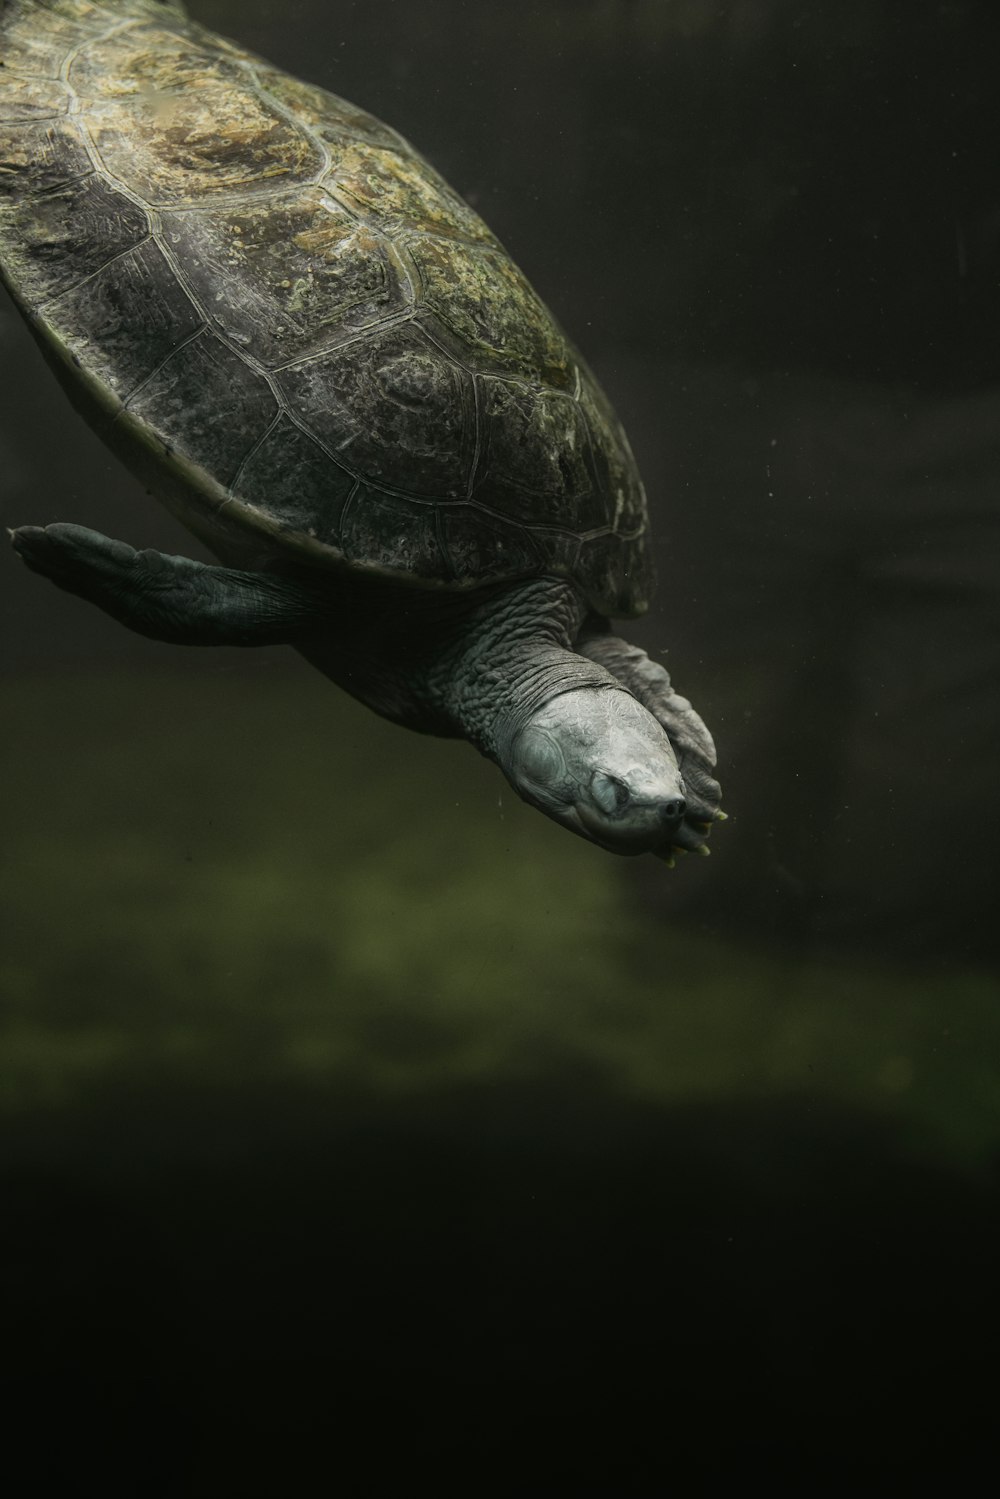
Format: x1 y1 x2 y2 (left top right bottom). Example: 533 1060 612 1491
671 820 709 853
671 845 688 856
714 809 729 822
697 844 711 857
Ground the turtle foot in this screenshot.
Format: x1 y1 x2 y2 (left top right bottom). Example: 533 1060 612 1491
10 523 330 646
10 523 139 593
576 632 724 860
9 523 210 640
651 691 723 855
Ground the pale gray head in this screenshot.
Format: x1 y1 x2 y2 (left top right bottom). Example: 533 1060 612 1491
505 687 687 855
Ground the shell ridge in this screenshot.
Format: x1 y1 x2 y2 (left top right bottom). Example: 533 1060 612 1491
391 221 498 253
269 308 416 375
118 320 205 411
394 233 429 303
235 57 334 191
148 184 321 213
0 72 71 110
431 504 456 582
384 236 417 312
309 468 581 536
36 229 151 312
334 476 362 540
412 313 478 377
466 368 484 500
315 182 367 224
148 225 297 421
65 16 326 211
59 14 143 86
10 161 95 202
277 408 363 486
227 408 286 498
56 18 154 218
0 64 57 83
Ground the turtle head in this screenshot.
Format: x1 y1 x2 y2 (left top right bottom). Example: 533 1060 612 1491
505 687 687 855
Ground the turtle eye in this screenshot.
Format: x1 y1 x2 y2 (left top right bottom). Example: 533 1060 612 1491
591 771 631 816
514 727 564 788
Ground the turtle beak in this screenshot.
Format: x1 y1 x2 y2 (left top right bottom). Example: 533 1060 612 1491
576 791 686 854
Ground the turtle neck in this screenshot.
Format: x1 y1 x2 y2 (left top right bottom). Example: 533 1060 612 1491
427 576 629 767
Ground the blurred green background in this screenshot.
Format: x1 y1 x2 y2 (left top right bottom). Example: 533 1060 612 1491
2 1 998 1493
3 669 997 1163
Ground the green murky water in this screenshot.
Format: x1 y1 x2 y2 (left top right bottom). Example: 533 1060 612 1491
3 670 997 1164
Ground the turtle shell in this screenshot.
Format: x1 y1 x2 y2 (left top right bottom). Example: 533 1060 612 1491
0 0 652 616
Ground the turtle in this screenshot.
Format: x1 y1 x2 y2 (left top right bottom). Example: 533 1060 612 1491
1 0 722 859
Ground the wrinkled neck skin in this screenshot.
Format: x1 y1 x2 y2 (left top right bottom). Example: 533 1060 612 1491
297 571 689 855
425 577 621 763
295 571 616 755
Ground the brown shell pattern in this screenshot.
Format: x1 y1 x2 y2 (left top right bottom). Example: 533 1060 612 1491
0 0 651 614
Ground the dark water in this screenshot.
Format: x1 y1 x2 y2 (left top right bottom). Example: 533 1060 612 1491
2 2 998 1491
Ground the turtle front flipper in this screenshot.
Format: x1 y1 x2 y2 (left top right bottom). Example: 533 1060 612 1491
9 524 327 647
577 629 724 852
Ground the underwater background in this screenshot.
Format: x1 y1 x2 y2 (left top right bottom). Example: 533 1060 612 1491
2 1 998 1491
